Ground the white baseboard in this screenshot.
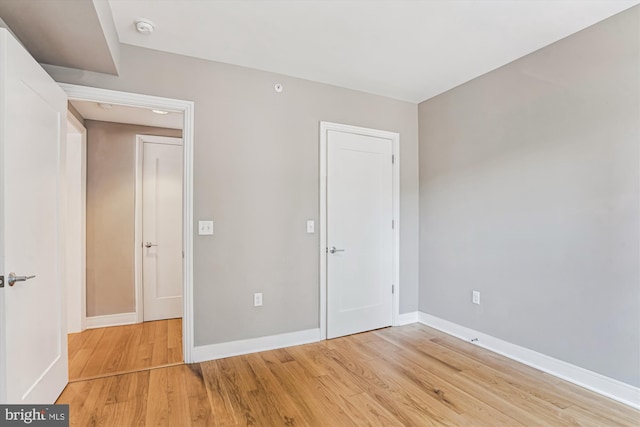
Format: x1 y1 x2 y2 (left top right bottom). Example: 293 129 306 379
397 311 419 326
192 328 321 363
85 312 137 329
416 312 640 409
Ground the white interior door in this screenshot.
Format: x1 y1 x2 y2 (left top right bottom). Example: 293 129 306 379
326 129 394 339
0 29 68 403
141 136 183 321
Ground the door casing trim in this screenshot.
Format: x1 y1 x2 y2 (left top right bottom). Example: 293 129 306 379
59 83 195 363
319 121 400 340
66 111 87 334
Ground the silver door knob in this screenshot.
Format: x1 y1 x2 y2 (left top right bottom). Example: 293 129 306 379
8 272 36 286
144 242 158 248
329 246 345 254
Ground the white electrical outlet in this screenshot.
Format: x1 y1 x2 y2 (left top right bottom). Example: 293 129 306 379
472 291 480 305
254 292 263 307
198 220 214 235
306 220 315 233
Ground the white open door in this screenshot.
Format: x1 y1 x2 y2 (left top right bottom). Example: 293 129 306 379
139 135 184 321
326 127 395 339
0 29 68 403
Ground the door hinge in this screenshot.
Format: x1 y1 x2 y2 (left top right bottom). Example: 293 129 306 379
0 275 3 288
392 154 395 164
392 219 395 229
392 284 395 294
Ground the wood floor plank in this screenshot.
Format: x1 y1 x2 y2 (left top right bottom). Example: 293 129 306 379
151 320 170 366
117 323 144 373
332 387 403 426
60 324 640 426
260 351 343 426
550 380 640 426
184 364 216 427
360 338 525 426
424 331 639 425
168 317 183 362
243 352 308 425
68 318 183 382
146 366 170 426
374 330 581 426
560 403 636 427
68 348 95 380
165 364 193 427
140 319 158 345
100 326 137 376
200 359 246 426
288 344 365 397
321 342 456 426
99 399 147 427
68 328 105 379
401 328 574 407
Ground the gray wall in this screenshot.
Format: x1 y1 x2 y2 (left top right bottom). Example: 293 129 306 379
46 47 420 344
85 120 182 317
418 7 639 387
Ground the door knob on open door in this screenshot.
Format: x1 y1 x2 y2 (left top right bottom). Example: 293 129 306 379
329 246 345 254
144 242 158 248
8 272 36 286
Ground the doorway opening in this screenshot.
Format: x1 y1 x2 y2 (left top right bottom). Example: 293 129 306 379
60 84 195 381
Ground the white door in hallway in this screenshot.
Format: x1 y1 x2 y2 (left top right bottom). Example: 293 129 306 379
326 128 394 339
140 136 184 321
0 29 68 403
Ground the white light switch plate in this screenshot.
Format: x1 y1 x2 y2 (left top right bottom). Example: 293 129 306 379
198 220 214 235
306 220 315 233
254 293 263 307
472 290 480 305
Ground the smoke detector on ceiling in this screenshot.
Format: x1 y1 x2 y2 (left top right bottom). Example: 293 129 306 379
135 19 155 34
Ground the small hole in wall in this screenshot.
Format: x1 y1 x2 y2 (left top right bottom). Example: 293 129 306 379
274 83 283 93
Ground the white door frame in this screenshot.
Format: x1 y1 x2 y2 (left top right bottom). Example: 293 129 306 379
135 134 183 322
319 121 400 340
59 84 195 363
66 111 87 333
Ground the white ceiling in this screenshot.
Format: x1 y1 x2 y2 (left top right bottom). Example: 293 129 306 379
108 0 639 103
70 100 183 130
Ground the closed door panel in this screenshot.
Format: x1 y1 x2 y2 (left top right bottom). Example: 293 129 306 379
142 138 183 321
327 129 393 339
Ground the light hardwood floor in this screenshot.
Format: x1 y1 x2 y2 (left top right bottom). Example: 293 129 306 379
68 318 183 382
58 323 640 426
